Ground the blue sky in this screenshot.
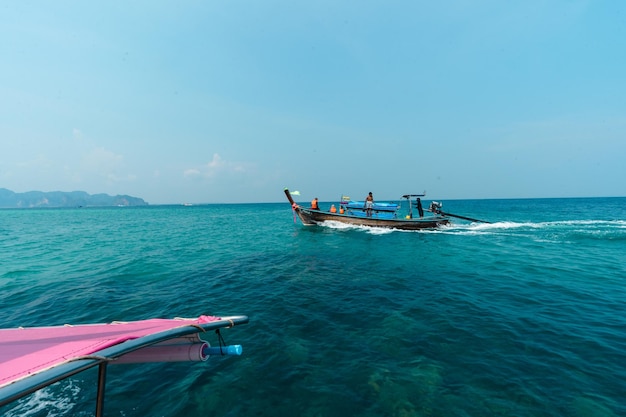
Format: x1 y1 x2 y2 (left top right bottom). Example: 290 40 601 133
2 1 625 204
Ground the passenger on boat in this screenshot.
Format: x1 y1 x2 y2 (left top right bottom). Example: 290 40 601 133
311 198 320 210
330 204 337 213
365 192 374 217
339 205 345 214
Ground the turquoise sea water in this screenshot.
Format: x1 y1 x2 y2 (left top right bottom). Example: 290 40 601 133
1 197 625 416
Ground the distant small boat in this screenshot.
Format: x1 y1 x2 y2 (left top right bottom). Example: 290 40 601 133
284 188 450 230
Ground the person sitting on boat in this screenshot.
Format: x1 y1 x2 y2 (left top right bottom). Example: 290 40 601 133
330 204 337 213
339 205 344 214
311 198 320 210
365 192 374 217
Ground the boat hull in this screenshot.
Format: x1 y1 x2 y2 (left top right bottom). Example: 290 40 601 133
294 207 449 230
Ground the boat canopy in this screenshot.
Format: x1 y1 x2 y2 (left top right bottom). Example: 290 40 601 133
0 315 248 412
341 201 399 212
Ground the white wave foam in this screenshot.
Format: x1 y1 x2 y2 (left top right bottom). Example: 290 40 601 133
452 219 626 231
317 219 626 236
318 220 354 230
470 221 535 230
4 379 82 417
319 221 395 234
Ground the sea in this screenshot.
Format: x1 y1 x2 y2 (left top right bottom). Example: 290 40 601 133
1 197 625 417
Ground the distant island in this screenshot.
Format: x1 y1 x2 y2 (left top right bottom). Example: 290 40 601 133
0 188 148 208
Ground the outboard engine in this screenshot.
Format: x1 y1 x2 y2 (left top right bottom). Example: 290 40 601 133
429 201 442 214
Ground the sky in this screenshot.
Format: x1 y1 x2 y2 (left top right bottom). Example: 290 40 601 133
1 1 625 204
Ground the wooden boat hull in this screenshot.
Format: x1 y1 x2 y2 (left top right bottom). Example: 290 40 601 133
295 207 448 230
285 189 449 230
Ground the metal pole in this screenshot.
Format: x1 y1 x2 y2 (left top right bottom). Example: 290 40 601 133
95 362 107 417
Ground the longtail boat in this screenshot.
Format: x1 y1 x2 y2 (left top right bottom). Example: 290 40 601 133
0 314 248 416
284 188 450 230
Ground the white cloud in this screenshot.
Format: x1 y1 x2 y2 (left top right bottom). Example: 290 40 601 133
81 147 123 173
79 147 135 185
184 153 248 180
73 128 83 141
184 168 201 178
207 153 224 170
17 154 54 170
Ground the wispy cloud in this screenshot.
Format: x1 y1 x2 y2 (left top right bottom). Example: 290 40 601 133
184 153 247 180
78 146 136 185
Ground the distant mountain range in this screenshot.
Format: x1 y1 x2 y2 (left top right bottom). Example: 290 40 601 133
0 188 148 208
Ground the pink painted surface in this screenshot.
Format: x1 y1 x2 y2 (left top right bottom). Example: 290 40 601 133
0 316 220 387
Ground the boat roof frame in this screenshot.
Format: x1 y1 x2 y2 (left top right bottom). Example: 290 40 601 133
401 193 426 199
0 315 248 415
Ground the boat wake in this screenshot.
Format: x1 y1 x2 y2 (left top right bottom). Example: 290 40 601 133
439 219 626 240
319 219 626 238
